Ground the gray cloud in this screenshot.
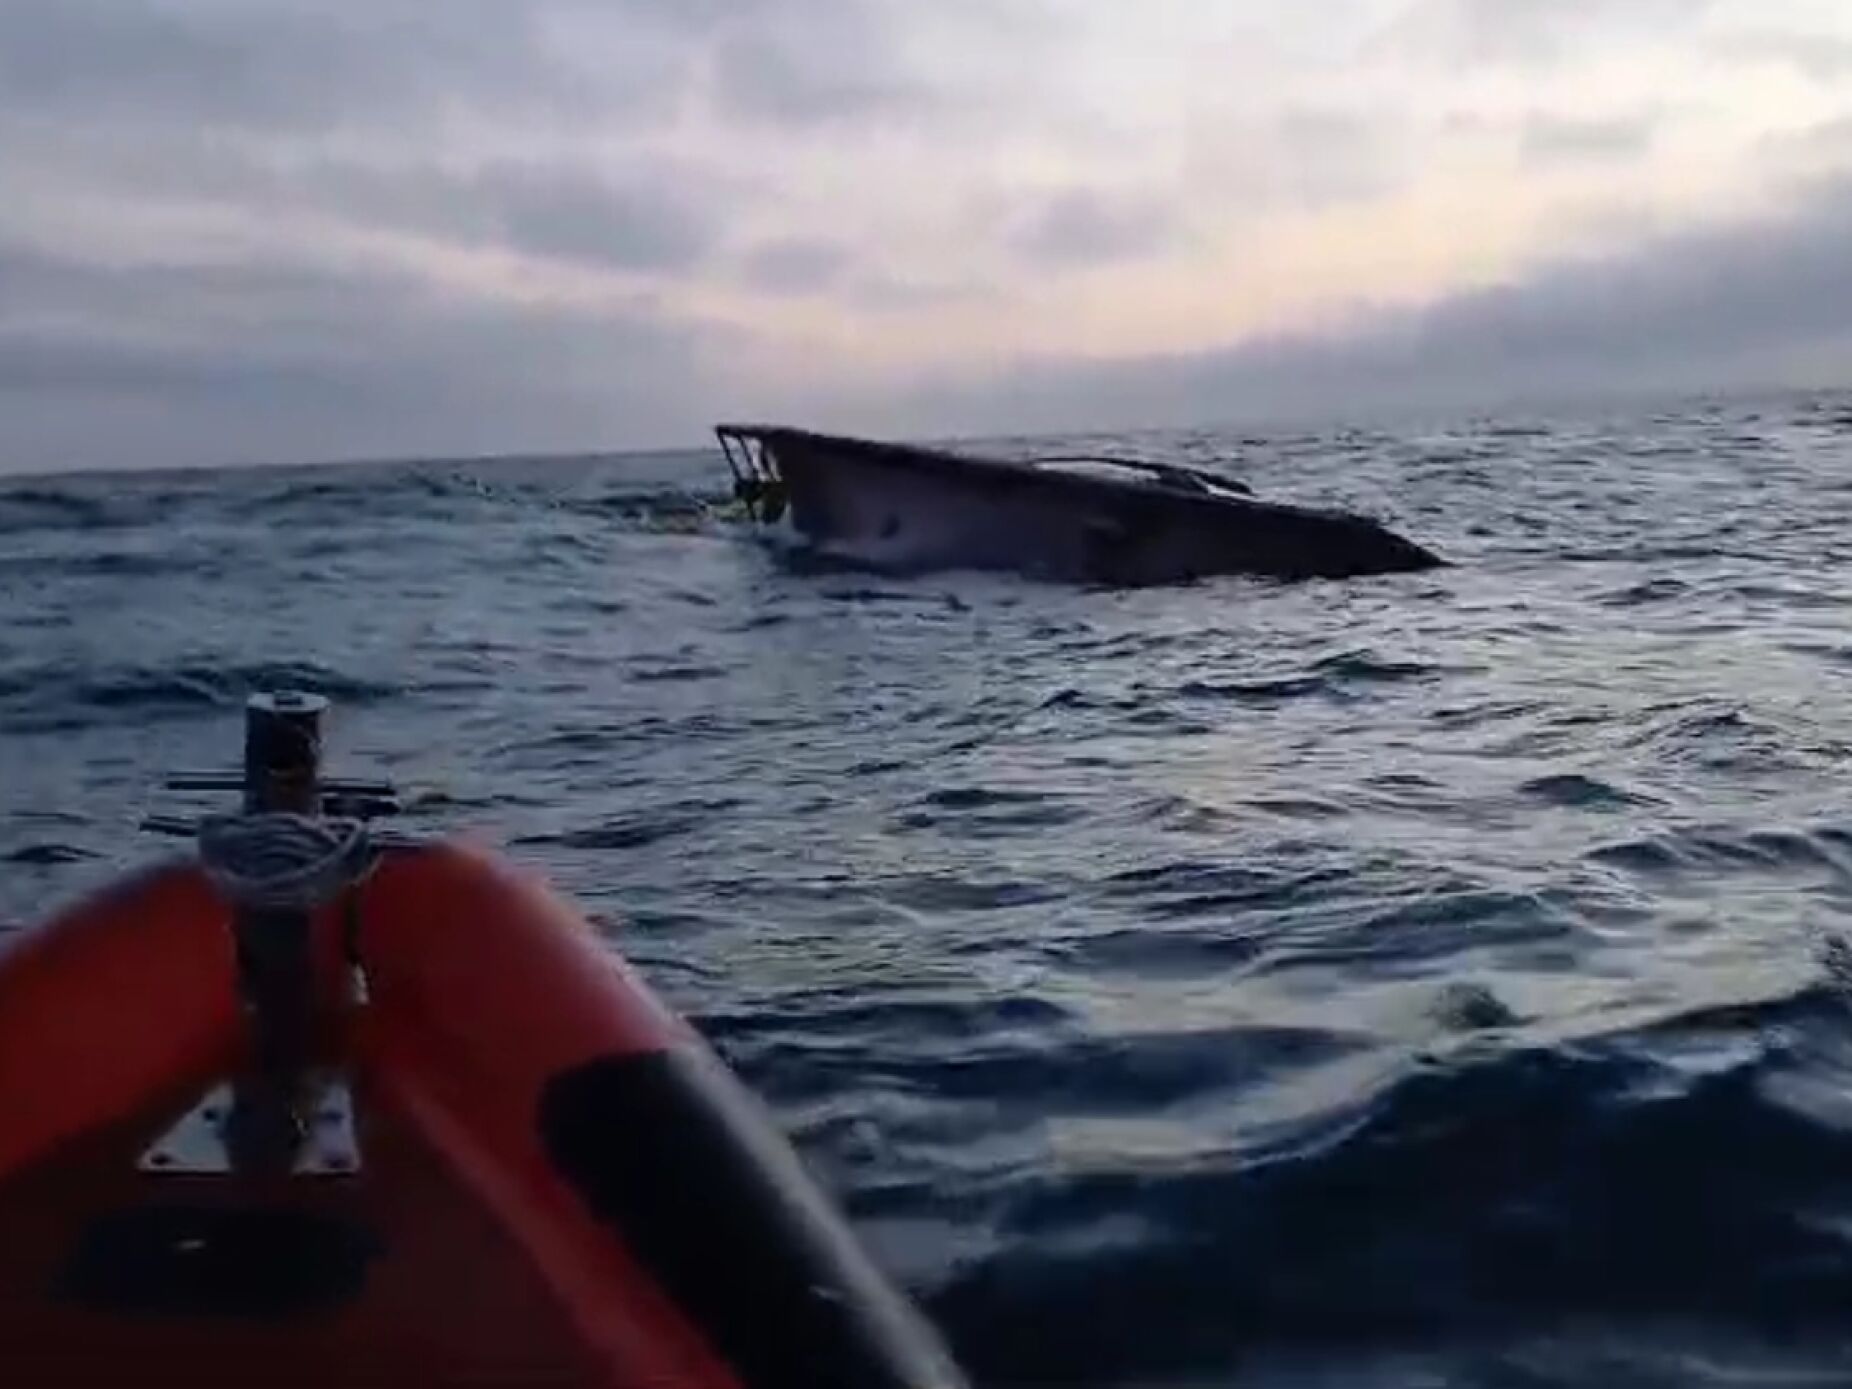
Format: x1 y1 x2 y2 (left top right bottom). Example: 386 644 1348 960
0 247 416 345
872 173 1852 435
1377 188 1852 373
1375 0 1714 68
1275 108 1379 151
1767 116 1852 173
0 0 949 287
11 160 1850 469
684 0 1057 129
0 0 743 297
738 237 854 292
1260 108 1407 207
476 165 719 271
1717 29 1852 82
6 134 734 278
561 0 1039 131
1444 108 1662 167
845 272 998 313
1520 113 1658 165
1009 189 1175 266
708 28 933 127
0 0 634 135
0 243 721 469
0 0 1024 470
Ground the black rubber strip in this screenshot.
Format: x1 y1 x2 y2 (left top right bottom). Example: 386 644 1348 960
538 1048 964 1389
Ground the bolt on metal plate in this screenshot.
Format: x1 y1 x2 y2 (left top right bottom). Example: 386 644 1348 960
138 1079 362 1176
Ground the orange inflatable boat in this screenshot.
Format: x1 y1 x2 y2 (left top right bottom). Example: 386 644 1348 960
0 693 963 1388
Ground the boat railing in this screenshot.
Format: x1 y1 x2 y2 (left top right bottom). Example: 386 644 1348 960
714 425 789 522
715 425 780 490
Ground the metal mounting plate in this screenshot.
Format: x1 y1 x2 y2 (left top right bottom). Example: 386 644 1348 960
138 1079 361 1177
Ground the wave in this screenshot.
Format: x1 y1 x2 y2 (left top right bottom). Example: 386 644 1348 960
1518 772 1656 810
3 842 98 866
513 797 744 853
1587 821 1852 882
0 660 402 735
925 985 1852 1384
0 483 169 535
568 486 728 527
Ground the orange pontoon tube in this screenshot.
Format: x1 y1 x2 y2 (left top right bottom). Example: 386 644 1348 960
0 692 963 1389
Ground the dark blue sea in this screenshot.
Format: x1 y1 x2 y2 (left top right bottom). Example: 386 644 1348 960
6 392 1852 1387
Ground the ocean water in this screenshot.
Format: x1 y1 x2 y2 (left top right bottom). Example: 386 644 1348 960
5 393 1852 1386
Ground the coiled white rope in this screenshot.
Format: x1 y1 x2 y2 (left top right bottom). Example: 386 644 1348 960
197 812 371 911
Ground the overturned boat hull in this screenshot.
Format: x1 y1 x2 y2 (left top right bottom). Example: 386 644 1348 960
717 425 1444 584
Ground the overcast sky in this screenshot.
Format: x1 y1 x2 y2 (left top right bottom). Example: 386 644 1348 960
3 0 1851 471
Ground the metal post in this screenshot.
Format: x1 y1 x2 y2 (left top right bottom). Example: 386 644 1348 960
243 690 328 814
226 690 328 1175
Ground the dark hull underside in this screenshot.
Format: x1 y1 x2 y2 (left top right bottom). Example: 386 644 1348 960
719 426 1444 584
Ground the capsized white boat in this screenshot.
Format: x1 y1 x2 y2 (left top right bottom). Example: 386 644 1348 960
716 424 1444 584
